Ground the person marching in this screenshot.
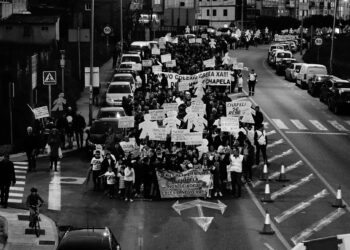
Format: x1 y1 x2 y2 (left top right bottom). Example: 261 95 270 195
24 126 39 171
0 153 16 208
248 69 258 96
254 124 268 166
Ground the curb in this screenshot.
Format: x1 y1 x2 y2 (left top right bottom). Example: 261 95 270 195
0 216 8 250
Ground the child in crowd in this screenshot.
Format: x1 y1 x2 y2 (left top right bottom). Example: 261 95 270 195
117 165 125 199
100 166 116 198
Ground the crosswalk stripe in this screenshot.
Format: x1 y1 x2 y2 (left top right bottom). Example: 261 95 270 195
291 208 346 245
309 120 328 131
15 170 26 174
13 162 28 166
16 175 26 179
271 174 314 200
290 119 307 130
272 119 289 129
9 192 24 198
328 120 349 132
15 181 25 185
8 198 22 203
267 139 284 149
268 149 293 163
14 166 28 170
266 130 276 136
274 189 329 223
10 186 24 191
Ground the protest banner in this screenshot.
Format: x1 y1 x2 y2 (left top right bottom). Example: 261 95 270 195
156 169 213 198
188 38 196 44
162 103 178 112
156 72 179 88
32 106 49 119
161 53 172 63
195 38 202 44
197 70 230 86
171 129 187 142
226 100 252 117
178 74 198 86
118 116 134 128
152 65 162 74
152 47 160 55
185 132 203 145
190 101 206 115
142 60 153 67
149 109 166 121
220 117 239 132
237 62 244 69
178 81 190 92
149 128 168 141
131 63 142 71
166 110 178 118
165 60 176 68
201 33 208 39
119 140 137 154
203 58 215 68
241 110 255 124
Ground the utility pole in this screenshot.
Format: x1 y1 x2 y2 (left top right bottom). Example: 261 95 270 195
77 26 81 81
60 50 65 93
241 0 244 30
330 0 338 74
120 0 123 53
89 0 95 126
9 82 14 145
300 17 303 55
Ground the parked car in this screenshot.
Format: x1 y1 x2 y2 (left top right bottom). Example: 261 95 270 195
129 41 150 53
106 82 133 106
276 58 296 75
111 73 136 89
296 64 328 89
319 78 350 114
57 227 121 250
268 44 284 58
97 107 125 120
273 50 293 68
117 62 135 71
285 62 303 81
120 53 141 64
307 75 340 97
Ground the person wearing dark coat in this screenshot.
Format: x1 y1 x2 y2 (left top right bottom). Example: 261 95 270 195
253 106 264 129
24 126 39 171
0 154 16 208
72 112 86 149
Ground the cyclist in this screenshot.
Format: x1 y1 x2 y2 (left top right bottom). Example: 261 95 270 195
26 187 44 228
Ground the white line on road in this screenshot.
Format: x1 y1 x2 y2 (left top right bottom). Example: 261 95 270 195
291 208 346 245
309 120 328 131
10 186 24 191
328 120 349 132
274 189 329 223
48 162 61 211
8 198 22 204
285 131 347 135
15 181 25 185
268 149 293 163
13 162 28 166
267 139 284 149
138 236 144 250
266 130 276 136
16 175 26 179
9 192 23 198
15 170 26 174
14 166 28 170
290 119 308 130
271 174 314 200
264 243 275 250
272 119 289 129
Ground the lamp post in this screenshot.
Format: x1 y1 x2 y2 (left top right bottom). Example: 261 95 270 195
329 0 338 74
89 0 95 126
120 0 123 53
60 50 65 93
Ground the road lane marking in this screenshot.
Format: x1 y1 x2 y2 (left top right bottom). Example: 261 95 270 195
267 139 284 149
274 189 329 223
285 131 347 135
290 119 308 130
328 120 348 132
264 243 275 250
252 161 303 188
13 162 28 166
14 166 28 170
7 198 22 203
9 192 23 198
268 149 293 163
15 170 26 174
48 161 61 211
271 174 314 200
309 120 328 131
138 236 143 250
266 130 276 136
10 186 24 191
272 119 289 129
16 175 26 179
15 181 25 185
291 208 346 245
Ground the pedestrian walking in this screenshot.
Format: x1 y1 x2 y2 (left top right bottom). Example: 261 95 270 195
227 147 243 198
24 126 39 171
254 125 268 166
124 162 135 202
0 153 16 208
73 112 86 149
243 139 255 183
47 128 62 171
100 166 116 198
237 70 243 92
90 150 103 191
253 106 264 129
248 69 258 96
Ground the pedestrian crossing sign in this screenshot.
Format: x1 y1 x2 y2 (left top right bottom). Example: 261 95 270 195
43 71 57 85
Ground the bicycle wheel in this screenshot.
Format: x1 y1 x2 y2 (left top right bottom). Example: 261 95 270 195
34 216 41 237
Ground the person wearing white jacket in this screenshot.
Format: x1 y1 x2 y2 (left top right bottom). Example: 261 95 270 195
124 162 135 202
227 147 244 198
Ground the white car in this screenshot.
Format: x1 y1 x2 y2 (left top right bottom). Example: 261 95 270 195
273 50 293 67
111 73 136 90
96 107 126 120
296 64 328 89
106 82 133 106
121 53 141 64
285 63 304 81
118 61 135 71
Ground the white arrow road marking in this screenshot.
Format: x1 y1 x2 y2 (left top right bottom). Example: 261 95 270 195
309 120 328 131
291 208 346 245
267 139 284 149
271 174 314 200
196 199 227 214
268 149 293 163
272 119 289 129
274 189 329 223
172 200 196 215
252 161 303 188
266 130 276 136
290 119 308 130
48 162 61 211
328 120 348 132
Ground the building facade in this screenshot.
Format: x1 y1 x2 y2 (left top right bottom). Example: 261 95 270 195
0 0 27 19
197 0 236 28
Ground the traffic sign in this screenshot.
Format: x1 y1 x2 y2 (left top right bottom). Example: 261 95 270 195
315 37 323 46
103 25 112 35
43 71 57 85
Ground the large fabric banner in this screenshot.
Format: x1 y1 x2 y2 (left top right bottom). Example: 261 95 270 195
197 70 231 86
156 169 213 198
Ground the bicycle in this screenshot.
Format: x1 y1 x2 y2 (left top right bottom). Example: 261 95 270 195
29 205 41 237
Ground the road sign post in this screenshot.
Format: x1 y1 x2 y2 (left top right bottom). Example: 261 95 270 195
43 71 57 116
315 37 322 64
103 25 112 47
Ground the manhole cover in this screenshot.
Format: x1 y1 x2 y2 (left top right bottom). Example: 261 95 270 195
60 178 76 182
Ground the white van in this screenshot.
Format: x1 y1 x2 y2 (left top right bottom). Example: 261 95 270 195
268 44 284 58
273 50 293 66
296 64 328 89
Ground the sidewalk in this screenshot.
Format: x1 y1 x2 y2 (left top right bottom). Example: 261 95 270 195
0 208 58 250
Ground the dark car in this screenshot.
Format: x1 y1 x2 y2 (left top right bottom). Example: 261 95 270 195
307 75 340 97
322 79 350 114
57 227 121 250
276 58 296 75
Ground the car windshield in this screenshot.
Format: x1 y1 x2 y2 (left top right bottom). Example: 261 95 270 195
335 82 350 88
130 45 141 51
108 84 131 93
112 76 133 82
119 64 132 69
91 121 119 134
122 56 141 63
309 67 326 75
98 111 125 119
277 53 291 58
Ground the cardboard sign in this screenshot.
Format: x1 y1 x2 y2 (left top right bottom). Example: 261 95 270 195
165 60 176 68
203 58 215 68
152 48 160 55
132 63 142 71
197 70 230 86
164 117 181 133
241 110 255 124
159 41 166 49
188 38 196 44
139 114 158 139
149 128 168 141
32 106 50 119
149 109 166 121
171 129 187 142
118 116 134 128
195 38 202 44
226 101 252 117
142 60 153 67
162 103 178 112
120 140 137 153
221 117 239 132
185 132 203 145
166 110 178 118
178 81 190 92
190 102 206 115
232 62 244 70
201 33 208 39
152 65 162 74
161 54 172 63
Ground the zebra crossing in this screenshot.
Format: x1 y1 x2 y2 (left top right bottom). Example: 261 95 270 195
8 161 28 204
270 119 350 133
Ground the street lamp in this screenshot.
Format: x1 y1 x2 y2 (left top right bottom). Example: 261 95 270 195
60 50 65 93
89 0 95 126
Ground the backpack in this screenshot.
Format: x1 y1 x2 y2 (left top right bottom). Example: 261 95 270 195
257 130 266 145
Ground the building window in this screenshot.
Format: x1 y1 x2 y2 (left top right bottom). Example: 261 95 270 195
180 1 185 6
5 26 12 30
223 9 228 16
207 9 210 16
41 26 49 31
155 0 160 3
23 25 31 37
213 9 217 16
85 3 91 11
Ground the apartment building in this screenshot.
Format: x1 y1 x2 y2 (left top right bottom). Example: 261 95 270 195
197 0 236 28
0 0 27 19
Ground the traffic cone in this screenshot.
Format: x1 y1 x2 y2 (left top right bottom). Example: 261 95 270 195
260 164 269 181
261 182 274 203
277 165 289 182
260 210 275 235
332 186 346 208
